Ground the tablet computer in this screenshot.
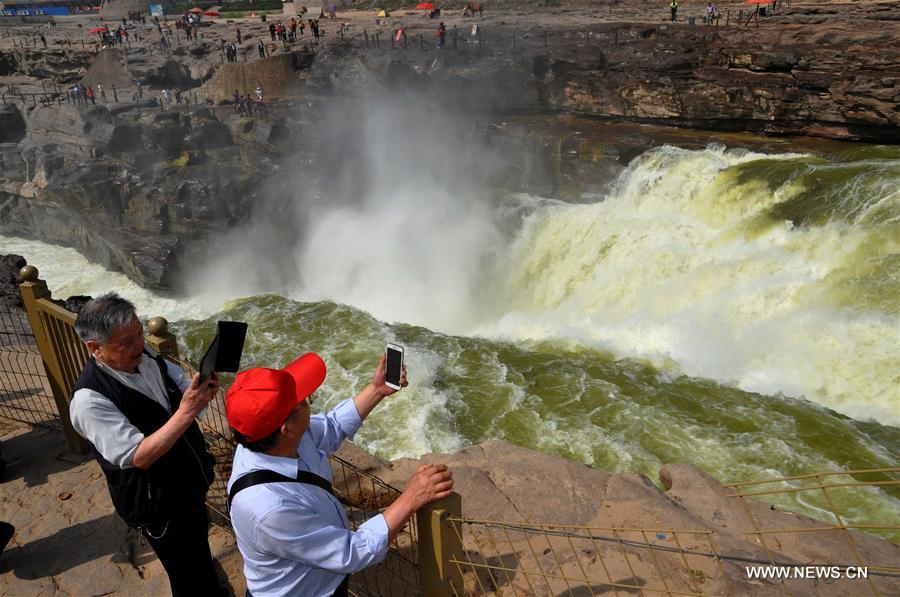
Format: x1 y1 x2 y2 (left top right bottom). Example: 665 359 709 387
198 333 220 384
198 321 248 384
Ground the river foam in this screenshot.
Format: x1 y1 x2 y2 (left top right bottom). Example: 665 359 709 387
481 146 900 425
3 145 897 429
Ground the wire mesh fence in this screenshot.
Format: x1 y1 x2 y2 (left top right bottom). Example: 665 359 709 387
446 518 733 596
331 455 420 596
444 467 900 596
723 468 900 596
0 299 60 430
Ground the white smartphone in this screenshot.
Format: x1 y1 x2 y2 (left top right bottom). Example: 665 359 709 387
385 343 404 391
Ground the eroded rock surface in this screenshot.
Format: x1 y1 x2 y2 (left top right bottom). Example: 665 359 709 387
1 3 897 287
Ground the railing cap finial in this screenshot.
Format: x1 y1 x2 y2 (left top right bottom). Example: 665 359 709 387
20 264 38 282
147 316 169 336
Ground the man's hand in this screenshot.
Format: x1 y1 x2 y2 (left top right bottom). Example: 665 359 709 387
133 372 218 469
383 464 454 540
177 372 217 420
354 353 410 420
402 464 455 510
371 352 408 396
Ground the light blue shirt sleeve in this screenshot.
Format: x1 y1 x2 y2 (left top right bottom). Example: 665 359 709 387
306 398 363 457
256 509 390 574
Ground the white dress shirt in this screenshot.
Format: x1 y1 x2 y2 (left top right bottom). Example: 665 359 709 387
70 351 192 468
228 398 390 597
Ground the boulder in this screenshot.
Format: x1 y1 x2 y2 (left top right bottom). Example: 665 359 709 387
187 121 234 150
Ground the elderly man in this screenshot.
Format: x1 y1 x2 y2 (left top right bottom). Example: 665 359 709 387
71 292 222 596
226 352 454 597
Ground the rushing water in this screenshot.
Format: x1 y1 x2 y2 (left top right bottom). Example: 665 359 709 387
3 144 898 532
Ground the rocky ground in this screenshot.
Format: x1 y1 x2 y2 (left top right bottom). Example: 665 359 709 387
1 2 899 288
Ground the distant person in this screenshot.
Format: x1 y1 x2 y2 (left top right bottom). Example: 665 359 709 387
328 1 336 19
258 39 266 58
236 27 242 44
476 3 483 17
226 352 454 596
255 85 263 101
269 22 276 41
86 86 95 105
706 1 715 24
670 0 678 21
40 33 46 48
437 21 446 48
70 293 222 596
161 87 170 104
451 24 459 48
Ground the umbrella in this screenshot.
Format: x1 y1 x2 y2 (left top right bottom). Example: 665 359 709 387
189 7 203 12
204 10 220 16
415 2 437 9
89 26 109 33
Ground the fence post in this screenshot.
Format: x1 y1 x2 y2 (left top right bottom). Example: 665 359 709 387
18 265 91 455
417 492 464 596
146 317 180 358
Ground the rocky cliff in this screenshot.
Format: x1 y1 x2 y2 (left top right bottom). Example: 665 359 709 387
0 99 289 287
1 2 898 287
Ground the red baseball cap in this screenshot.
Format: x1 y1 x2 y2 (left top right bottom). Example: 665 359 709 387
225 353 327 442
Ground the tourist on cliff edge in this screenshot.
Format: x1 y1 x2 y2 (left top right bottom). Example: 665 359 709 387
226 353 454 597
70 293 224 596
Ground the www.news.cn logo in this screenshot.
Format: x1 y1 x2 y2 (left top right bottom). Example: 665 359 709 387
746 566 869 580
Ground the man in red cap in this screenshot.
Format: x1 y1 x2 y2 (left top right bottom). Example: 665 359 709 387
226 352 454 597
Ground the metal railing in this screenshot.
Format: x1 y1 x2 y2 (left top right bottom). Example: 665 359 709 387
445 519 730 596
0 295 60 430
723 468 900 596
442 469 900 595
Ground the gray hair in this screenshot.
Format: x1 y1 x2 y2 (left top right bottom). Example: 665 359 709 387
74 292 139 344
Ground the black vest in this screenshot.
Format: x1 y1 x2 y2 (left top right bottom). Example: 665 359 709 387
72 353 215 528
